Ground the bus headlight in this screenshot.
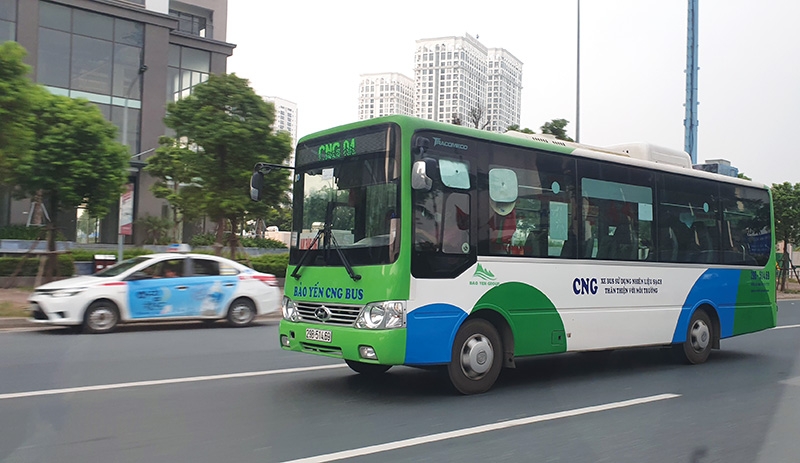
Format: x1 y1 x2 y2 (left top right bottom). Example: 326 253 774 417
355 301 405 329
282 296 299 322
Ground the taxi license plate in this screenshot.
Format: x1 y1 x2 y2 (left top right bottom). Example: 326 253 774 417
306 328 332 343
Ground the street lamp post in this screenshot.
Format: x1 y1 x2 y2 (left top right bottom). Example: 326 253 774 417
576 0 581 143
118 64 148 263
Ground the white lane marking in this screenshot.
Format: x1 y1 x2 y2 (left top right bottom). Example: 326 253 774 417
0 364 346 400
282 393 681 463
772 324 800 330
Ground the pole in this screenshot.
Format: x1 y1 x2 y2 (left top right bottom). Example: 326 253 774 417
576 0 581 143
118 64 147 263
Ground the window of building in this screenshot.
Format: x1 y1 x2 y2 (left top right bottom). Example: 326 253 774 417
0 0 15 43
37 2 144 154
169 9 210 38
167 44 210 102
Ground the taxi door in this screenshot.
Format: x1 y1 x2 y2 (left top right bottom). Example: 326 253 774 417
127 257 192 319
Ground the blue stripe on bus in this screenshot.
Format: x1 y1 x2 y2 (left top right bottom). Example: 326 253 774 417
404 303 468 365
672 269 741 343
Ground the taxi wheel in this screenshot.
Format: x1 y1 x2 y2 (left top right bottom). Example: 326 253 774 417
227 298 256 327
82 300 120 334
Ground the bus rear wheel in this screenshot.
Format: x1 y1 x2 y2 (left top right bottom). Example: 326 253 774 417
677 309 713 364
448 318 503 394
345 360 391 376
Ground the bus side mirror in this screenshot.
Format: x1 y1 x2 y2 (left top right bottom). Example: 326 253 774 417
411 160 432 191
250 171 264 201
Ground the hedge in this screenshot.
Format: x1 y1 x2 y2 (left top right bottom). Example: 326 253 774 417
0 255 75 277
246 253 288 278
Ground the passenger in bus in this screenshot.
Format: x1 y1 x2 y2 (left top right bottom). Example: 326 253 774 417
489 198 517 254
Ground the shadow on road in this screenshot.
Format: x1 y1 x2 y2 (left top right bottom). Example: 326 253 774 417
33 318 280 335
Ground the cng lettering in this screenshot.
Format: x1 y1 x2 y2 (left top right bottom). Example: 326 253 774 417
573 278 598 295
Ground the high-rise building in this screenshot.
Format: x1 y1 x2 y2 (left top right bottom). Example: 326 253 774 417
413 34 522 132
486 47 523 133
0 0 234 245
358 72 414 120
263 96 298 145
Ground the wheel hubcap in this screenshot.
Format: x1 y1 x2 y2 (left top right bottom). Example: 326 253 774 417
690 319 710 352
89 308 114 330
460 334 494 379
232 305 253 324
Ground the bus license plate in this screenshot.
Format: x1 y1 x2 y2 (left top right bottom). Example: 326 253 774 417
306 328 332 343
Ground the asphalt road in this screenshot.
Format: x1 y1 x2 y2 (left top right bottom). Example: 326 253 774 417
1 301 799 463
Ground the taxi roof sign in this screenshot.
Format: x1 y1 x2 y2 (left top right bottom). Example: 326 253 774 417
167 243 191 253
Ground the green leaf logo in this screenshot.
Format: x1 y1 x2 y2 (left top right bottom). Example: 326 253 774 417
472 263 496 281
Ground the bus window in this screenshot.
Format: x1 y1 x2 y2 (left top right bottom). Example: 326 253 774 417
658 173 720 264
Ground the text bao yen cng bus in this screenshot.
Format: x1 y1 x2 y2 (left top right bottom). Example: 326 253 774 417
249 115 776 394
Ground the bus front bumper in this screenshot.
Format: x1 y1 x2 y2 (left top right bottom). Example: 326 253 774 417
279 320 407 365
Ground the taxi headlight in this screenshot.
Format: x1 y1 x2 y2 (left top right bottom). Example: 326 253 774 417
282 296 299 322
50 288 87 298
355 301 405 330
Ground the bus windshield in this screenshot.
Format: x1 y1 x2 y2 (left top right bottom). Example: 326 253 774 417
290 124 400 267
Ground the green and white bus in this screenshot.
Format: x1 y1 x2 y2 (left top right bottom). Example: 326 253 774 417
253 115 776 394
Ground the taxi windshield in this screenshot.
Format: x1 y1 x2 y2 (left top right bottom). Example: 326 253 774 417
93 256 153 277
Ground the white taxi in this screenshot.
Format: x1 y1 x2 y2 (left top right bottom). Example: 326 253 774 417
28 253 281 333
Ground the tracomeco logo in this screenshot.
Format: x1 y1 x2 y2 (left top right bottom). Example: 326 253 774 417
433 137 469 151
470 264 500 286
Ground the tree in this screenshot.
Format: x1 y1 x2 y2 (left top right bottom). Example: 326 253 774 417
7 93 129 279
506 124 535 134
0 42 42 183
468 106 490 130
737 172 752 181
163 73 292 259
145 136 205 242
772 182 800 291
540 119 575 142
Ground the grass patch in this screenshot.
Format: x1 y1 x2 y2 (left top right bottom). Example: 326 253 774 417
0 301 27 318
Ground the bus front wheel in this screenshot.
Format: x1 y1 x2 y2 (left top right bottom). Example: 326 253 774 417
448 318 503 394
677 309 713 364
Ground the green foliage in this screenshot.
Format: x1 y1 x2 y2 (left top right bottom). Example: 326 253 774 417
8 93 129 219
772 182 800 246
0 225 62 241
0 254 74 277
161 73 292 254
737 172 752 181
145 136 205 241
135 215 173 245
248 253 288 277
540 119 575 142
189 232 287 249
506 124 535 134
0 42 43 182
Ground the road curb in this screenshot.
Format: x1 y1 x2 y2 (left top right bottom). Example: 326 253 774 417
0 317 34 329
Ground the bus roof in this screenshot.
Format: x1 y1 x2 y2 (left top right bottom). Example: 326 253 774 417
297 115 768 190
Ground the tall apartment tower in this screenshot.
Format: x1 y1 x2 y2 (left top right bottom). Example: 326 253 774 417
263 96 298 145
358 72 414 120
486 48 523 133
413 34 522 132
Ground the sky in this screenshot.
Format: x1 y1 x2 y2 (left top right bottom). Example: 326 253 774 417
226 0 800 186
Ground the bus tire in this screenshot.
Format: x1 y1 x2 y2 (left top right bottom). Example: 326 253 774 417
82 300 120 334
345 360 391 375
448 318 503 394
678 309 713 364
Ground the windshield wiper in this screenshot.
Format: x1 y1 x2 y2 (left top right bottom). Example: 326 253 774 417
325 226 361 282
291 201 362 282
290 228 323 280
